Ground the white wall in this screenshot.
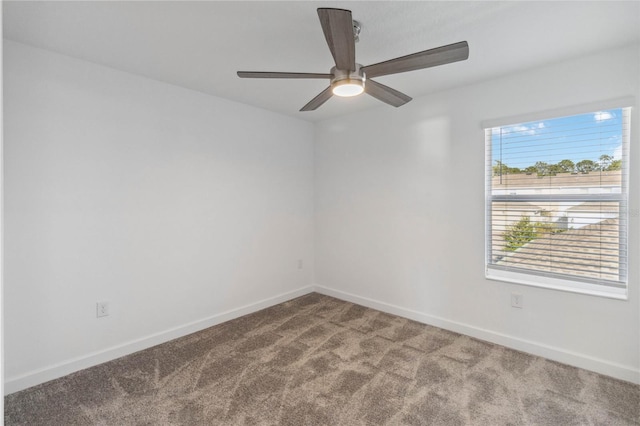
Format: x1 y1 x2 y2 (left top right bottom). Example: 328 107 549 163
3 40 315 392
315 44 640 383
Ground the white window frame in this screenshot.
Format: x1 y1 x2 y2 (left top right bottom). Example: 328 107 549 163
484 102 632 300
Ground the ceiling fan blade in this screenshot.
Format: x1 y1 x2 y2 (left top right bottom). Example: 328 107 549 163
237 71 331 79
363 41 469 78
300 87 333 111
365 79 412 107
317 8 356 71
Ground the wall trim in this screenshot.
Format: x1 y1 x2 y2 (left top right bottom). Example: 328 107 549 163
7 283 638 394
314 285 640 385
4 285 315 395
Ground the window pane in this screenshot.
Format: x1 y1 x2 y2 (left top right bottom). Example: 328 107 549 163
490 109 625 196
490 201 624 283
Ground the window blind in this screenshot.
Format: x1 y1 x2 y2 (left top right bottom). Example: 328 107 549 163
485 108 630 294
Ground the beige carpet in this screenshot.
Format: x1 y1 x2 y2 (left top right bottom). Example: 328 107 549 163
5 293 640 425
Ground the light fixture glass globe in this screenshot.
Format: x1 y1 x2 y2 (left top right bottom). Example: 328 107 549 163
332 79 364 97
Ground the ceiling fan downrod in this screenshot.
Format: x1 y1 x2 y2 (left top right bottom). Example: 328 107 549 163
353 20 361 43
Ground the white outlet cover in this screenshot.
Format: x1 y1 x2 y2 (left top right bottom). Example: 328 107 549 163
511 294 523 309
96 302 109 317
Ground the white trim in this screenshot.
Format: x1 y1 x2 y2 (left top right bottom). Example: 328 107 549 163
486 268 628 300
7 283 639 394
4 285 315 395
0 7 5 409
314 284 640 385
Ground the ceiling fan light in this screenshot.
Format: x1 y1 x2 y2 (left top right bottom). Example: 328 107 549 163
332 79 364 97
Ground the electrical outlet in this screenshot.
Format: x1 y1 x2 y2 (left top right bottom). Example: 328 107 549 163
511 293 523 309
96 302 109 317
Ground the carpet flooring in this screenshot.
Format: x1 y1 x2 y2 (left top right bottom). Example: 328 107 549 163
5 293 640 425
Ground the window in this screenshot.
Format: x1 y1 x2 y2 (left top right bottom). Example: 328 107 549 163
485 107 630 299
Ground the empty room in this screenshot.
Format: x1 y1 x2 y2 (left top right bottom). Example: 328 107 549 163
2 1 639 424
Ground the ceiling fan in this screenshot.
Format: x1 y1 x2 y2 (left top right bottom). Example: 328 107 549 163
237 8 469 111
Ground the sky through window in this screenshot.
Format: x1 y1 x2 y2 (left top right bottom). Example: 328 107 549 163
491 109 623 172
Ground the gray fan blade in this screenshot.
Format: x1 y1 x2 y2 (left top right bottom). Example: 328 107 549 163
300 87 333 111
363 41 469 78
317 8 356 71
237 71 331 79
365 79 412 107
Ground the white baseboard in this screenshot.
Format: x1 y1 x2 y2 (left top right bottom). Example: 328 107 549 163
313 285 640 385
7 284 638 395
4 286 315 395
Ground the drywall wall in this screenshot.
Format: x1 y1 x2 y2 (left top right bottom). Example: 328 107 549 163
3 40 315 392
315 44 640 383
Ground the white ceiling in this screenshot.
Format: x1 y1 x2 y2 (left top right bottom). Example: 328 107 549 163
4 1 640 122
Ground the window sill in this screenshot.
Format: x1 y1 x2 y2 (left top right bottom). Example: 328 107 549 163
486 267 628 300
